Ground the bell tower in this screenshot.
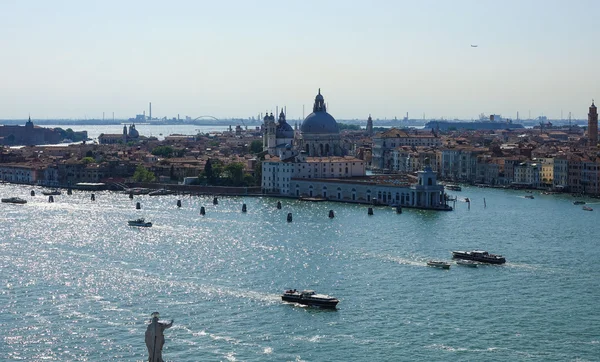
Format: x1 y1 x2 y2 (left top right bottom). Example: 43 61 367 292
588 100 598 146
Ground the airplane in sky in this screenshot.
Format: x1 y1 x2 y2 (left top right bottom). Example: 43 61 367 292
471 44 478 47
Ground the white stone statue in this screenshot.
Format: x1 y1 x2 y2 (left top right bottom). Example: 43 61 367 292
145 312 173 362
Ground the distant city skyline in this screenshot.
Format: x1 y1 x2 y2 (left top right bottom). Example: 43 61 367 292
1 0 599 120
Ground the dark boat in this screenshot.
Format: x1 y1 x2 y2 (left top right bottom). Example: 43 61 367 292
451 250 506 264
128 218 152 227
41 189 61 196
281 289 339 308
1 197 27 204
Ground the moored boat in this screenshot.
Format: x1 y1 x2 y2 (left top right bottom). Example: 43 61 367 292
148 188 176 196
524 195 534 199
452 250 506 264
128 218 152 227
427 260 451 269
281 289 339 308
583 206 593 211
573 201 586 205
41 189 61 196
445 184 462 191
1 197 27 204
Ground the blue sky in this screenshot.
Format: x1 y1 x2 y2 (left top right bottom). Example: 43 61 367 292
1 0 599 120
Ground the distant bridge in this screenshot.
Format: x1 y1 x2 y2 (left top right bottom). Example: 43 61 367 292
192 115 220 122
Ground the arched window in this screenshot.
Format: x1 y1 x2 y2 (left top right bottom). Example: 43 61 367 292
325 144 330 154
305 144 309 153
428 177 433 186
319 144 324 155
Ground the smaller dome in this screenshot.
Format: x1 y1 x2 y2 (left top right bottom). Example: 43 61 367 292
276 122 294 138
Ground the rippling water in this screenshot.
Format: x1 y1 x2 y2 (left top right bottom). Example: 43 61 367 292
1 184 599 361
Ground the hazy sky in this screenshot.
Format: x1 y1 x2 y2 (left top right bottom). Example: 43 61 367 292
1 0 599 120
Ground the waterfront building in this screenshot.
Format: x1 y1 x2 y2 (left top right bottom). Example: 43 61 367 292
552 155 569 191
536 157 554 188
371 128 441 170
580 158 600 194
261 90 450 209
475 155 505 185
513 161 541 188
567 156 583 194
588 101 598 146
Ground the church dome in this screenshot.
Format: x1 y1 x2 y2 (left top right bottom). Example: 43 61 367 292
276 122 294 138
300 89 339 134
276 110 294 138
301 112 339 134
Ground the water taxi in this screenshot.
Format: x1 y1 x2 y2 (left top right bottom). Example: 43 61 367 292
281 289 339 308
452 250 506 264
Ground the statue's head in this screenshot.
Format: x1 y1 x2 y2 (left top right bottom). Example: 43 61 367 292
151 312 159 319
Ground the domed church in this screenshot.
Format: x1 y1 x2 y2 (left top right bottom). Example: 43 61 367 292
263 110 295 156
260 90 451 210
297 89 344 157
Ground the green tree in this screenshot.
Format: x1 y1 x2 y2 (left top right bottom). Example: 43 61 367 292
85 150 94 158
249 140 263 154
211 161 224 185
254 160 262 184
82 157 95 164
204 159 213 182
151 146 174 158
132 164 156 182
224 162 245 186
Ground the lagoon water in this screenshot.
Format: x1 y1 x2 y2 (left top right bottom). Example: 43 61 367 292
1 183 599 361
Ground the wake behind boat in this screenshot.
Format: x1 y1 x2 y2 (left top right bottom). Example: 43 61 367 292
281 289 339 308
452 250 506 264
456 259 479 267
128 218 152 227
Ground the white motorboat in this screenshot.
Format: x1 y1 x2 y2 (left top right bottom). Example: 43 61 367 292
427 260 451 269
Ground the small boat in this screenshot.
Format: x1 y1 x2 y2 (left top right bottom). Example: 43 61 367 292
573 201 586 205
281 289 339 308
427 260 451 269
1 197 27 204
42 189 61 196
445 184 462 191
128 218 152 227
124 188 151 195
148 188 176 196
452 250 506 264
524 195 534 199
583 206 593 211
456 260 479 267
